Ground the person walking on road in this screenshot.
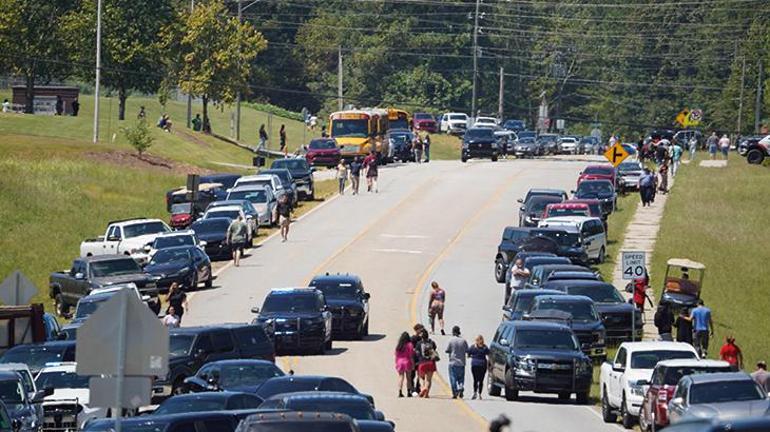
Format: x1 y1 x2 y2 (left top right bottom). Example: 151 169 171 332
671 142 683 176
467 335 490 400
279 125 287 152
410 324 425 396
719 134 730 160
258 124 268 150
707 132 719 159
349 157 362 195
336 160 348 195
674 308 694 345
654 303 674 341
658 162 669 194
505 258 530 304
688 136 698 160
395 332 415 398
428 281 446 335
686 299 714 358
445 326 468 399
639 168 655 207
423 133 431 162
162 305 180 328
363 151 379 193
751 361 770 393
719 336 743 371
227 215 249 266
412 135 423 163
166 283 188 324
415 329 438 398
277 194 292 242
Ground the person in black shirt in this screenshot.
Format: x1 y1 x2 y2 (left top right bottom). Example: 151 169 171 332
277 194 292 242
654 304 674 341
166 282 189 323
674 308 693 345
349 157 363 195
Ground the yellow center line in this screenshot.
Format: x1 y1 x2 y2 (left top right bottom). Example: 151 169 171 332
408 169 523 431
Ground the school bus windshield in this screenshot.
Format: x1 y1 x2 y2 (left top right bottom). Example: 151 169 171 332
332 119 369 138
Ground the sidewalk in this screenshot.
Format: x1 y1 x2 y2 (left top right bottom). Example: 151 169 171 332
612 179 674 340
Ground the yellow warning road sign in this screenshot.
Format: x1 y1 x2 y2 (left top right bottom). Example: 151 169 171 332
604 142 630 167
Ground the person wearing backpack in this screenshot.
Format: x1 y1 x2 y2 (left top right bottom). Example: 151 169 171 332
415 329 438 398
639 169 654 206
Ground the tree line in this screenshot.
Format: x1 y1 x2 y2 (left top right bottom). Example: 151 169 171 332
1 0 769 137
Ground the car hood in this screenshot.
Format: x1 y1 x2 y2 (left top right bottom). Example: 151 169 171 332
144 261 189 275
223 384 263 394
123 234 164 247
45 388 90 405
571 321 604 332
257 312 323 320
624 369 654 384
196 232 227 243
516 348 587 361
464 138 497 144
307 148 340 155
685 400 770 420
288 171 310 179
619 171 643 177
325 298 364 311
595 302 635 314
253 203 269 215
92 273 152 284
576 192 614 200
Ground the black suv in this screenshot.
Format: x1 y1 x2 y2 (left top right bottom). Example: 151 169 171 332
308 274 370 339
487 321 592 403
528 295 606 361
155 324 274 398
573 180 616 215
271 158 315 200
251 288 333 355
502 289 565 321
541 280 643 342
493 227 534 283
519 195 564 227
461 128 500 162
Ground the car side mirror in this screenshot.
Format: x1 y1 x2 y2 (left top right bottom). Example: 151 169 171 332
670 397 684 408
246 215 253 219
519 206 526 212
310 167 316 172
581 343 591 351
612 363 625 373
499 338 509 346
74 272 85 280
143 245 152 252
374 411 385 421
363 293 371 299
43 387 54 397
517 198 523 203
107 236 119 241
198 240 207 247
194 349 206 360
56 332 68 341
251 306 260 314
637 379 650 387
570 190 576 194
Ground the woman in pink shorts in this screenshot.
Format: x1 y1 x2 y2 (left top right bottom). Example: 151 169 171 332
395 332 415 398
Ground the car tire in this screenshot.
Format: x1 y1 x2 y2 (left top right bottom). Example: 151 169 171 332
558 392 570 401
602 388 617 422
54 293 69 317
491 155 498 162
325 339 333 351
747 148 765 164
597 246 606 264
576 391 589 405
205 270 213 288
362 319 369 337
309 188 315 201
488 377 501 397
494 258 507 283
461 156 467 163
621 395 635 429
172 377 187 395
504 369 518 401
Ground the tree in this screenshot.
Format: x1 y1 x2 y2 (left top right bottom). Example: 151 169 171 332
63 0 174 120
167 0 266 134
123 119 154 155
0 0 75 113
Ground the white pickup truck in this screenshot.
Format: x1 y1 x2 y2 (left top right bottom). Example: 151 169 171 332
80 218 171 264
600 341 698 429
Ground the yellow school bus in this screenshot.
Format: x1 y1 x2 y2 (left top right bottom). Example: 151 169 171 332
387 108 411 130
329 109 390 160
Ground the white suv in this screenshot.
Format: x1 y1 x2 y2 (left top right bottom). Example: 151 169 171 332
439 113 468 134
36 363 108 430
539 216 607 263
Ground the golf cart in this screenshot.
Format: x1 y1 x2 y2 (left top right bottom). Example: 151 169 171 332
659 258 705 309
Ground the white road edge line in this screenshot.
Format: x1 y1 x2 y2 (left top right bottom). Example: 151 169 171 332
372 248 423 255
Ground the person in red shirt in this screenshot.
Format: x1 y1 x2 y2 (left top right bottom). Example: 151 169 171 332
719 336 743 370
632 276 653 312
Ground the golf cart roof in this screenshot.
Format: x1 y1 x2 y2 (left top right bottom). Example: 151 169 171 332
666 258 705 270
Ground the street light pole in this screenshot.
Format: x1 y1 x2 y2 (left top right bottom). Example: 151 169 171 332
471 0 480 118
92 0 102 144
235 0 242 141
186 0 194 129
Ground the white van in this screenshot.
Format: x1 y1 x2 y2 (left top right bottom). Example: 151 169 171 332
538 216 607 263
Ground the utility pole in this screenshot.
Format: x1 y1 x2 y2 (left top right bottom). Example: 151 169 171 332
337 46 343 110
755 60 763 134
471 0 480 118
186 0 194 129
737 56 746 138
235 0 242 140
92 0 102 144
497 66 504 121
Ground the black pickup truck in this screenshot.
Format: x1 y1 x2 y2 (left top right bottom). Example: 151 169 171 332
493 227 534 283
49 256 160 317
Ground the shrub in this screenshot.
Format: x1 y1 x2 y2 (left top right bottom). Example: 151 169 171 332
123 119 155 155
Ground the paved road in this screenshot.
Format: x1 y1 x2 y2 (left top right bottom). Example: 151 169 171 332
184 158 622 432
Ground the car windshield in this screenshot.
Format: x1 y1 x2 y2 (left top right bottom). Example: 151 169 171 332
449 115 466 121
527 196 563 213
154 397 227 415
515 330 578 351
465 129 494 139
663 366 734 385
309 139 337 150
91 259 142 277
0 380 25 404
577 181 613 196
618 162 642 172
75 297 110 319
169 334 195 357
263 171 291 184
630 350 697 369
519 138 535 144
84 420 169 432
229 190 268 204
123 222 169 238
272 159 308 171
690 381 765 404
567 285 624 303
35 371 89 389
262 294 321 313
414 113 432 120
149 249 191 266
518 131 536 139
1 347 66 371
583 167 613 175
206 210 240 220
257 380 317 399
192 219 230 234
512 294 545 313
154 235 194 249
531 230 580 247
332 119 368 138
238 180 272 190
310 281 358 299
216 364 284 387
287 400 374 420
548 207 589 217
535 301 598 322
170 203 192 214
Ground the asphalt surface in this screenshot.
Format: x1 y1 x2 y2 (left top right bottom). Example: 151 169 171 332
184 157 623 432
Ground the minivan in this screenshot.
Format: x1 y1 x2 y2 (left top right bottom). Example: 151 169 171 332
538 216 607 263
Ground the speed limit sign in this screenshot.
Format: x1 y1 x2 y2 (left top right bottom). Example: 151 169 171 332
622 251 646 280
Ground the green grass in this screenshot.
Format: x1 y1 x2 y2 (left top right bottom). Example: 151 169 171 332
429 134 461 160
650 155 770 368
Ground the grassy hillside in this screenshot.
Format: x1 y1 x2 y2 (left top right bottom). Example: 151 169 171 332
650 156 770 368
